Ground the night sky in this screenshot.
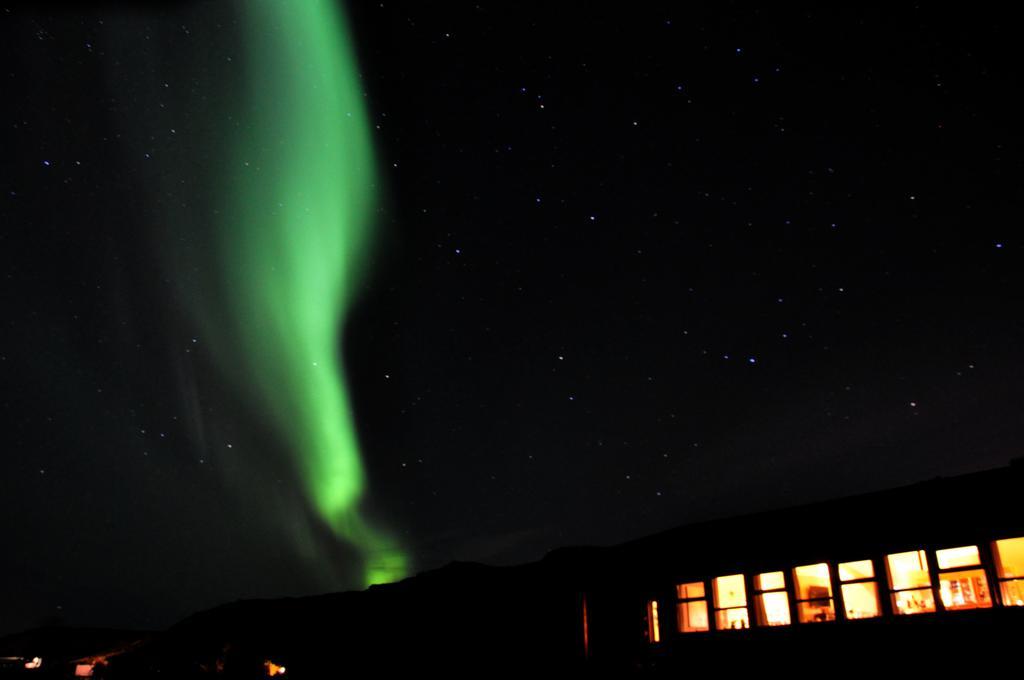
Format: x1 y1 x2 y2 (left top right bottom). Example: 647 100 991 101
3 1 1023 635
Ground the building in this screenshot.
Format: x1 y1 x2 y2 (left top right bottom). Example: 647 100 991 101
580 460 1024 672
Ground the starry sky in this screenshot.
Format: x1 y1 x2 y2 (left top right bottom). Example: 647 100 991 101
2 1 1023 635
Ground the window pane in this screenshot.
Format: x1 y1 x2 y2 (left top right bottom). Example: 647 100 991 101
892 588 936 615
797 599 835 623
1001 579 1024 606
938 569 992 610
647 600 660 642
755 571 785 591
838 560 875 582
676 581 705 599
993 537 1024 579
841 582 881 619
714 607 750 630
935 545 980 570
713 574 747 609
793 563 833 601
887 550 932 590
677 600 709 632
757 591 792 626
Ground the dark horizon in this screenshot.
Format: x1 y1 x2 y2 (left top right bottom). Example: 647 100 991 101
3 1 1023 636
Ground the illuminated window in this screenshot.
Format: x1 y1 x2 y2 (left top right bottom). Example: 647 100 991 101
646 600 661 643
675 581 709 632
792 563 836 623
933 545 992 610
712 574 749 630
753 571 791 626
837 559 881 619
886 550 936 615
992 536 1024 607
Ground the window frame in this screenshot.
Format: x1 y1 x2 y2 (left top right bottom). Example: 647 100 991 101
674 580 710 634
791 562 837 624
836 558 882 620
711 574 750 631
991 536 1024 608
645 599 661 644
932 544 993 611
885 549 937 616
752 570 793 627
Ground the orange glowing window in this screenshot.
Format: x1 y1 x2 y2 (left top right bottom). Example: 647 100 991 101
675 581 709 633
753 571 791 626
712 574 749 630
933 545 991 611
886 550 936 615
838 559 880 619
646 600 661 643
936 545 980 570
992 536 1024 607
792 563 835 623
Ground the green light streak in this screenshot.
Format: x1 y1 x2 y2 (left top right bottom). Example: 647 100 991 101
220 0 405 586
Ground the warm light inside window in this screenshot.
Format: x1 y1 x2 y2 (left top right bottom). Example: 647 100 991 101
677 582 705 599
759 591 792 626
755 571 786 591
713 574 747 608
837 559 880 619
792 563 835 623
935 545 981 570
841 582 881 619
938 569 992 610
753 571 791 626
646 600 661 643
887 551 932 590
74 665 94 678
675 582 709 632
793 563 832 599
677 601 709 632
712 574 749 630
993 537 1024 578
993 536 1024 606
838 560 875 581
886 550 935 615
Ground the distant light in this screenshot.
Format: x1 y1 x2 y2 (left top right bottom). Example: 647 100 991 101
995 242 1004 249
747 357 756 364
24 658 42 670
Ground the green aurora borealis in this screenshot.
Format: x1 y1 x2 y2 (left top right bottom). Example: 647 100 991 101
218 0 405 586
